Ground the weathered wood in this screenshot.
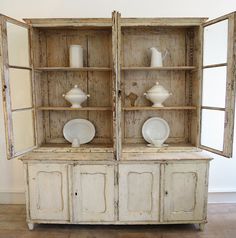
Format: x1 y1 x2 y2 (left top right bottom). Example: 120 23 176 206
0 16 14 158
119 164 160 221
123 106 197 110
73 165 115 222
163 162 207 221
121 18 208 27
122 66 196 71
23 18 112 28
37 106 112 111
28 163 69 221
222 13 236 158
35 67 112 72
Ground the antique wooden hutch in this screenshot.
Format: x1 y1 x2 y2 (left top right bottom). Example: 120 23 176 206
0 11 235 231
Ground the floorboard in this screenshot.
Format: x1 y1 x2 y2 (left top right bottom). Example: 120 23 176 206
0 204 235 237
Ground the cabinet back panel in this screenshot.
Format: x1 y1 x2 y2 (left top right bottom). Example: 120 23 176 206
121 27 193 145
122 27 187 67
124 111 189 144
33 28 113 145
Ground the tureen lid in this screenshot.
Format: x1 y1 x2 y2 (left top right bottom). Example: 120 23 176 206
66 85 86 96
147 82 169 93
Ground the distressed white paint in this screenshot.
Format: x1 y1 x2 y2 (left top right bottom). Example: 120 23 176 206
119 164 160 221
28 163 69 221
163 162 207 221
73 164 115 222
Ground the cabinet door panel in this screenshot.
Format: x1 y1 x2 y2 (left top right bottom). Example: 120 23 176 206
163 163 207 221
73 165 114 222
28 164 69 221
119 164 160 221
200 13 236 157
0 16 36 159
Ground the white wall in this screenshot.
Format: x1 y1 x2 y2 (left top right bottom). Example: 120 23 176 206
0 0 236 204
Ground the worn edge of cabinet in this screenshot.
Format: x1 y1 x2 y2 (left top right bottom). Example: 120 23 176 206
120 17 208 27
68 165 73 223
29 24 38 150
223 13 236 157
0 16 14 158
23 18 112 27
19 151 212 162
23 219 208 225
203 162 210 222
112 11 118 159
116 12 122 160
159 163 165 223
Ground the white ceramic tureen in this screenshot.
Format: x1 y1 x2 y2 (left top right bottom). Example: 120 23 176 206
62 85 90 108
144 82 172 107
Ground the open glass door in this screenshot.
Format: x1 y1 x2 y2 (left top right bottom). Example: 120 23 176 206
200 13 236 157
0 15 36 159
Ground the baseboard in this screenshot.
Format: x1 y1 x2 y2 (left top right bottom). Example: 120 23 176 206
0 190 236 204
208 189 236 203
0 189 25 204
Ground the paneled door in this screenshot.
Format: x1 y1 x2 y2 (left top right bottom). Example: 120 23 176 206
28 164 69 221
73 164 115 222
163 162 208 221
119 164 160 221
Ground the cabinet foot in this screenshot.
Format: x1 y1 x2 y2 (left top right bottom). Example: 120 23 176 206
198 223 205 231
27 223 35 230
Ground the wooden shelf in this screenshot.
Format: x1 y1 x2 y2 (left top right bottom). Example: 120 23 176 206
34 67 112 72
37 106 112 111
123 106 197 111
121 66 196 71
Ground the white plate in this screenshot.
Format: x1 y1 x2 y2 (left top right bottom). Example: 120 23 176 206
142 117 170 145
63 119 95 144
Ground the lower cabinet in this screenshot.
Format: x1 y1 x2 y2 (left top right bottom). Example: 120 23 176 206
119 164 160 221
25 158 210 229
73 164 115 222
163 162 207 222
28 164 69 221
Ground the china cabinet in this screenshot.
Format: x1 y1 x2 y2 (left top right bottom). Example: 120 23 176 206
0 11 235 231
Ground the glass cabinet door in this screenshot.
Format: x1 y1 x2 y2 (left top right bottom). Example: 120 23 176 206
0 15 36 159
200 13 236 157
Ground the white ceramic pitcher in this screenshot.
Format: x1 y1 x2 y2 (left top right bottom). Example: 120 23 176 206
149 47 168 67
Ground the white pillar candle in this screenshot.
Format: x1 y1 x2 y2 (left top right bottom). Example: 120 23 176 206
69 45 83 68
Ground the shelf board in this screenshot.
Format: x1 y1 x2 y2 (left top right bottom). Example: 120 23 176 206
123 106 197 111
34 67 112 72
37 106 112 111
122 66 196 71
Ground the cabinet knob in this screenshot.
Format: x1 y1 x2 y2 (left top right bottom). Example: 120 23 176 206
165 191 168 195
75 192 78 196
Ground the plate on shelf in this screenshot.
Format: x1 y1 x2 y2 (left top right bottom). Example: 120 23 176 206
142 117 170 147
63 119 95 145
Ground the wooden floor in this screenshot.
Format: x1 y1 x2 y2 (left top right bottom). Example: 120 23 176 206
0 204 236 237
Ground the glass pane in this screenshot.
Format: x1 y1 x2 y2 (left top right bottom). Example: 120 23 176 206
7 22 30 67
203 20 228 66
9 68 32 110
202 67 226 108
12 110 35 153
201 109 225 151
